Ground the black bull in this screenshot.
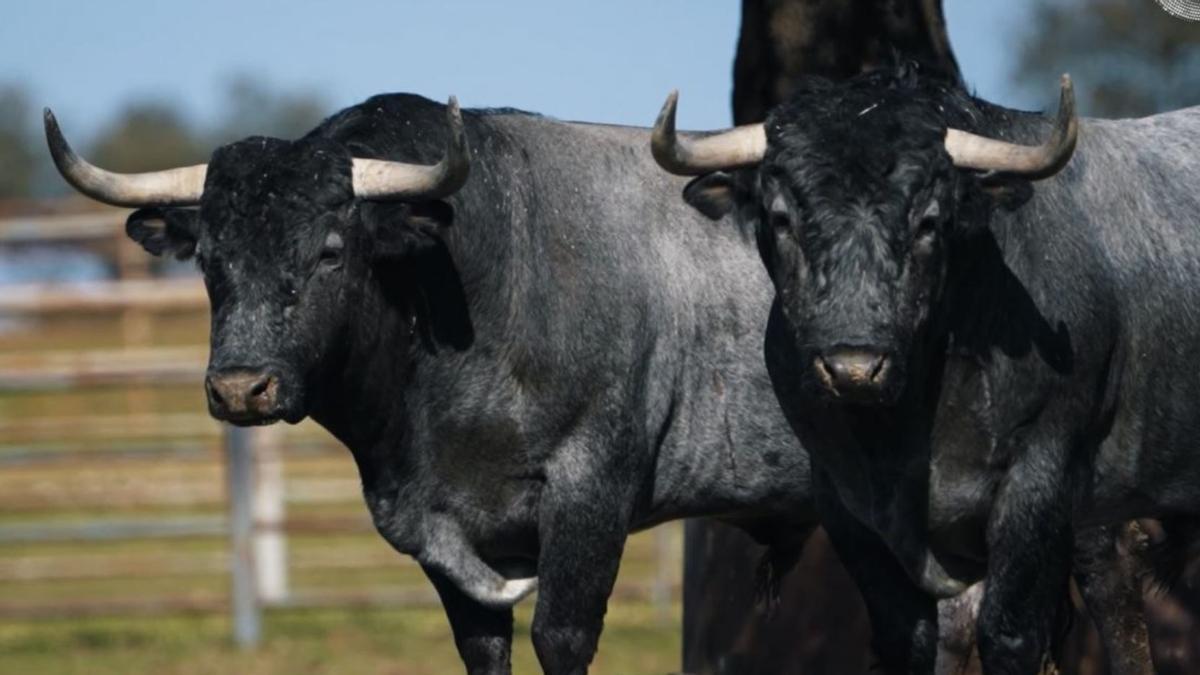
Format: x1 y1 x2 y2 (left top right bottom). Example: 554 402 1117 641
47 95 815 674
653 68 1200 674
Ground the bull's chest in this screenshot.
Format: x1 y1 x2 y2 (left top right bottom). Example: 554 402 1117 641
926 357 1026 556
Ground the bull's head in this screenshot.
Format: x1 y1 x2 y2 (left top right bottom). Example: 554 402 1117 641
652 72 1077 406
46 99 470 425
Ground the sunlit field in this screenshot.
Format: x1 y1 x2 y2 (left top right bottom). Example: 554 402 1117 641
0 602 681 674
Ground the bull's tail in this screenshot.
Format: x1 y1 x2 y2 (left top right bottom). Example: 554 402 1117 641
752 524 815 618
417 514 538 609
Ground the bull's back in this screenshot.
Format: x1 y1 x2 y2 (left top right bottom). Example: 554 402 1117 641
479 114 809 522
1047 108 1200 516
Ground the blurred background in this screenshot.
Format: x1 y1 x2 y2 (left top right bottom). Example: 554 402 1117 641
0 1 1198 673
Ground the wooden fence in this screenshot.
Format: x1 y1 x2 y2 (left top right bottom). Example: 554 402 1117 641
0 206 683 648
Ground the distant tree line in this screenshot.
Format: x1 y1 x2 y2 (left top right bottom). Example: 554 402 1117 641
0 86 36 199
0 77 327 201
1015 0 1200 116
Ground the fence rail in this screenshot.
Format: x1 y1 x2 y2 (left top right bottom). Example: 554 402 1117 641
0 278 206 315
0 211 125 244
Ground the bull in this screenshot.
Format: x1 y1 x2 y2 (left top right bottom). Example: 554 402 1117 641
651 66 1199 674
44 94 816 674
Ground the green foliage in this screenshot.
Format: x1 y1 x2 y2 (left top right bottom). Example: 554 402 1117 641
0 78 330 199
1016 0 1200 116
89 102 207 173
0 85 37 199
211 76 328 144
86 79 329 176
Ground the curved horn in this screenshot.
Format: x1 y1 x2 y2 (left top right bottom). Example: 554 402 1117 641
944 74 1078 180
651 90 766 176
44 109 207 207
351 96 471 201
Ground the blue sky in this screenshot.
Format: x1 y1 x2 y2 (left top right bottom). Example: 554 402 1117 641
0 1 1036 141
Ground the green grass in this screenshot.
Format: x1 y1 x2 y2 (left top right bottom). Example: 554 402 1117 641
0 602 681 674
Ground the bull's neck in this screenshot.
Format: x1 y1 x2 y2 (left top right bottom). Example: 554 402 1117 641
306 280 413 456
306 172 524 464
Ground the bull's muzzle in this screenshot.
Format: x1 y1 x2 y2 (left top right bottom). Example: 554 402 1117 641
205 368 281 424
813 349 893 404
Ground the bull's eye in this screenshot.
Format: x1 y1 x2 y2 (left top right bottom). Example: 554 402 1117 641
768 194 792 233
319 231 344 269
916 199 941 235
914 200 941 256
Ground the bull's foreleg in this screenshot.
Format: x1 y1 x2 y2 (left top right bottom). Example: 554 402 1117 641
529 469 631 675
815 473 939 675
978 438 1077 675
423 564 515 675
936 582 985 675
1072 522 1154 675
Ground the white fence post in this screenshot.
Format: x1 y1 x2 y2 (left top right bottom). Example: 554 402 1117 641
225 425 260 648
654 525 672 621
251 425 288 605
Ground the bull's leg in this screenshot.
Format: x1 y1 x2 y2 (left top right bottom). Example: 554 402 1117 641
816 474 938 675
529 470 630 675
423 565 515 675
936 582 985 675
977 439 1076 675
1072 522 1154 675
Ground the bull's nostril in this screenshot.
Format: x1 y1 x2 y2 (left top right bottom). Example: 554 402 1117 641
249 377 270 399
868 355 888 383
814 356 838 393
206 378 225 407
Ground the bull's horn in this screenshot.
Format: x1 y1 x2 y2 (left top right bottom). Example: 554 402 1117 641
350 96 471 200
944 74 1078 180
651 90 767 176
44 109 207 207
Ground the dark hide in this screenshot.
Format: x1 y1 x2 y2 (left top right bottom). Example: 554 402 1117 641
732 0 961 125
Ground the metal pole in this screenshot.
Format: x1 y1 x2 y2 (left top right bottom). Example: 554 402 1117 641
654 525 672 621
225 425 261 648
251 425 288 604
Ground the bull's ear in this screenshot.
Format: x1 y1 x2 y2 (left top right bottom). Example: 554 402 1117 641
126 208 199 259
974 173 1034 214
363 200 454 260
683 172 737 220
